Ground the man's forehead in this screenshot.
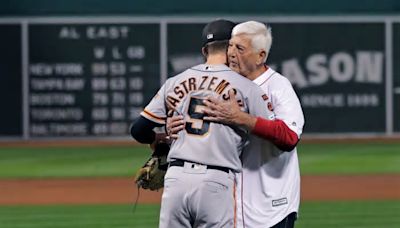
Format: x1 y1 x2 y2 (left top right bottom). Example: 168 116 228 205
230 34 251 45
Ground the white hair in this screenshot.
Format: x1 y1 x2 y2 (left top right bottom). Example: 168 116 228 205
232 21 272 62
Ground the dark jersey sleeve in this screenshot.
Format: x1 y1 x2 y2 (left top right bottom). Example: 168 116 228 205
130 116 164 144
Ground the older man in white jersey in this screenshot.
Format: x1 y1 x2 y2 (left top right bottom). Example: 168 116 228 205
168 21 305 228
131 19 275 228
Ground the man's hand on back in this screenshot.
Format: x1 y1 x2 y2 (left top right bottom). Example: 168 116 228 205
203 90 257 130
166 115 185 140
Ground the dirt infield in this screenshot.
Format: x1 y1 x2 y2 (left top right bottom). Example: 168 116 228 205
0 175 399 205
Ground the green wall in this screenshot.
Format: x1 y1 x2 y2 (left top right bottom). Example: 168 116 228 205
1 0 400 16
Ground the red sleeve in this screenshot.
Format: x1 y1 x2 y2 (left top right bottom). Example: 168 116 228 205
251 117 299 151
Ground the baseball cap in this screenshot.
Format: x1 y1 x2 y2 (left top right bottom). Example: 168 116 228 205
202 19 236 46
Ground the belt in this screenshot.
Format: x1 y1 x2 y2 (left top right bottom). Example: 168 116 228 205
169 159 230 173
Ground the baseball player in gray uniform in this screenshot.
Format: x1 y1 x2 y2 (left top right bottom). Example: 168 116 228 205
131 19 274 228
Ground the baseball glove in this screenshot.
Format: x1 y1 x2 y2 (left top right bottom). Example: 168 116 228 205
135 142 169 191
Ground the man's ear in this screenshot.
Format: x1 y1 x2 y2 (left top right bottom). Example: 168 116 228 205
202 47 208 57
257 50 267 65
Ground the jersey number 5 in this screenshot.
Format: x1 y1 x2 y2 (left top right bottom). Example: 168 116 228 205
186 97 210 136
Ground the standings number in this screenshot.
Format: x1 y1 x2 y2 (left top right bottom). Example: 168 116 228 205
185 97 210 136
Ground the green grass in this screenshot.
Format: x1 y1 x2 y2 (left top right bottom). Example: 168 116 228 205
296 201 400 228
0 146 152 178
298 143 400 174
0 201 399 228
0 142 399 178
0 204 160 228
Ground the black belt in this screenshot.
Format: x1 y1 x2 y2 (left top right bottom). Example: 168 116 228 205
169 159 230 173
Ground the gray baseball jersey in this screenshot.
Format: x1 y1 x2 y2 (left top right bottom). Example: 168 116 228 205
141 63 274 228
141 63 274 172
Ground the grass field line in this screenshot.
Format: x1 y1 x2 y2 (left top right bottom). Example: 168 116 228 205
1 136 400 148
0 202 399 228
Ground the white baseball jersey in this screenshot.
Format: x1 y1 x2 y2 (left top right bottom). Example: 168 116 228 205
141 64 275 172
236 67 305 227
